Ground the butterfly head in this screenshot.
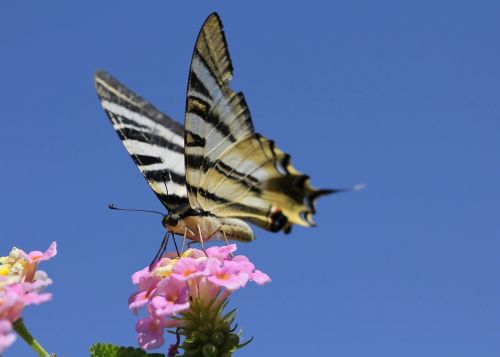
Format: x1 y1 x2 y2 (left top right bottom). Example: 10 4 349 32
162 213 180 229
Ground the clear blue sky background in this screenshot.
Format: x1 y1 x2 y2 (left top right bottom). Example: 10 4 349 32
1 1 499 356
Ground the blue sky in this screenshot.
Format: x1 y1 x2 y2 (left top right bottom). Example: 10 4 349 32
1 1 499 356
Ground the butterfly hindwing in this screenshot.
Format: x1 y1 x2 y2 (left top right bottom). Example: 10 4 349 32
184 13 331 233
94 71 190 213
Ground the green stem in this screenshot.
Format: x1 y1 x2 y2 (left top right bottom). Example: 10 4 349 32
12 318 52 357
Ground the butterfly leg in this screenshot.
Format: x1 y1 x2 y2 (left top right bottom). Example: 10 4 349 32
197 225 205 251
221 229 234 258
181 228 188 253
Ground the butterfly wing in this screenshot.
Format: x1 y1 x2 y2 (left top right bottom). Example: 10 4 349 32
184 13 332 233
95 71 190 213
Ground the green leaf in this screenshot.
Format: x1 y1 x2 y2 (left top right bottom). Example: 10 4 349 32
236 336 254 350
222 309 237 325
89 343 165 357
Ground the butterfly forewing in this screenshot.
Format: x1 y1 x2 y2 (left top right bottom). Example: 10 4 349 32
95 71 190 213
184 13 331 233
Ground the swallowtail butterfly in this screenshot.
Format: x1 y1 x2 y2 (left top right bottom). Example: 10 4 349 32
95 12 334 243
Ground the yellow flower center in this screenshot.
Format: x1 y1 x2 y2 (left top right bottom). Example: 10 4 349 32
0 265 10 276
183 269 196 277
167 294 178 303
216 272 230 280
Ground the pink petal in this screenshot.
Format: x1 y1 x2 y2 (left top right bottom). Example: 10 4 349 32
152 278 190 316
131 267 151 285
0 320 16 354
151 295 190 317
207 273 249 291
204 257 222 274
171 258 206 281
28 242 57 262
206 244 237 261
0 290 23 322
136 317 165 350
231 255 249 263
182 248 206 259
21 291 52 305
128 291 151 313
231 256 255 275
206 261 250 291
32 271 53 291
251 270 271 285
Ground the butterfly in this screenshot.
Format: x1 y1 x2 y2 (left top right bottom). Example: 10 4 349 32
94 12 334 244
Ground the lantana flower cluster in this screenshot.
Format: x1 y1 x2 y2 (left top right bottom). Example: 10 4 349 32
0 242 56 353
129 244 270 354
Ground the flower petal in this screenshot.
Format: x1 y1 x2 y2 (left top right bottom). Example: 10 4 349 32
251 270 271 285
206 244 237 262
28 242 57 263
136 317 165 350
0 320 16 354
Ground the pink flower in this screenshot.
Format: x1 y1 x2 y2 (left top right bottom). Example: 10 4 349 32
136 316 165 350
171 257 206 281
0 319 15 354
231 255 272 285
129 267 163 313
151 278 190 317
18 242 57 283
0 242 57 284
131 267 151 285
136 306 181 350
0 281 52 323
206 259 249 291
129 244 270 350
128 276 160 314
22 241 57 264
0 242 55 354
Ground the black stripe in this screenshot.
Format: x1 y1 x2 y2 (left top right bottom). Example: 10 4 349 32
186 154 205 170
214 164 261 194
132 155 163 166
156 193 189 211
185 130 206 147
111 114 150 131
115 126 183 154
186 153 261 193
144 169 185 185
187 152 256 181
216 160 259 185
187 184 199 200
105 94 180 133
189 186 267 216
192 52 226 90
189 70 213 101
97 76 184 137
179 206 214 218
187 96 236 143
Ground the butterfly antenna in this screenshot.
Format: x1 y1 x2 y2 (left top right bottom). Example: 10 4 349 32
328 183 367 195
108 203 164 216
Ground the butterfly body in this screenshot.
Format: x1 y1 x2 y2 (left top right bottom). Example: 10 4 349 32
95 13 332 243
162 210 254 243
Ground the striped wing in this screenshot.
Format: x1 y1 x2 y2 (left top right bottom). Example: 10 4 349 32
184 13 332 233
95 71 189 213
